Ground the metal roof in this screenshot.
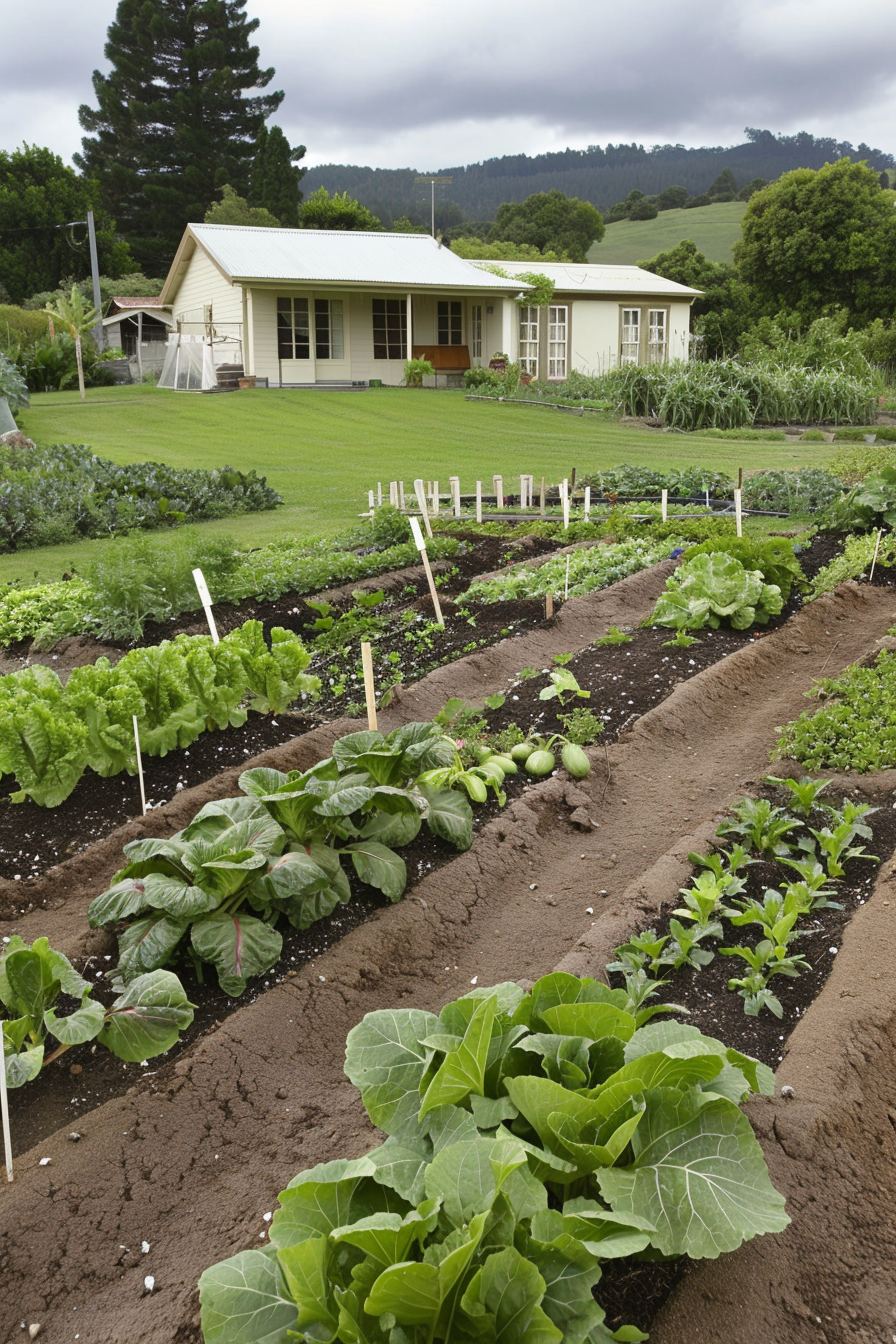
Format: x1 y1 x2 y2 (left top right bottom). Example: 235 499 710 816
181 225 533 292
488 260 702 298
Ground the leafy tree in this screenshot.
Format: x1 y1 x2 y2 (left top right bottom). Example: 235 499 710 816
708 168 738 197
737 177 768 201
656 184 690 210
250 124 305 227
42 287 100 400
734 158 896 326
639 238 751 358
390 216 428 233
300 187 382 231
77 0 287 272
449 238 570 261
0 145 132 305
628 197 659 220
488 190 604 263
205 184 281 227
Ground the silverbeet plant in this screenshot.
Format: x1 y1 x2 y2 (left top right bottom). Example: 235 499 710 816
198 973 788 1344
0 936 194 1087
89 724 478 995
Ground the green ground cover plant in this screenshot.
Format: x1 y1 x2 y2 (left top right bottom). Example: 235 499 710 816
198 967 786 1344
740 468 843 512
460 537 679 604
806 532 896 599
89 723 501 994
775 649 896 771
0 621 319 806
0 442 281 552
9 385 838 586
1 935 194 1087
0 519 463 646
610 779 878 1018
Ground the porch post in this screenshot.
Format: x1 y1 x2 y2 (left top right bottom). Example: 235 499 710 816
406 292 413 364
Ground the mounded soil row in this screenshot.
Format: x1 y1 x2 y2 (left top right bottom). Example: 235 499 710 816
2 580 895 1344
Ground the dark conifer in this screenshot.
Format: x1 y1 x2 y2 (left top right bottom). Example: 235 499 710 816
250 124 306 228
77 0 286 271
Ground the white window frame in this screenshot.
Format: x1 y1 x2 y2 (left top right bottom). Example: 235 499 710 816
437 299 463 345
314 298 344 360
519 304 539 376
647 308 668 364
621 307 640 365
372 297 406 360
547 304 568 380
470 304 482 359
277 296 310 359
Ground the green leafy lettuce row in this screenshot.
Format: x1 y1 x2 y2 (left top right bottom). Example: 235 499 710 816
459 537 680 604
651 552 785 632
1 935 194 1089
0 620 320 807
198 972 787 1344
88 722 480 996
776 649 896 772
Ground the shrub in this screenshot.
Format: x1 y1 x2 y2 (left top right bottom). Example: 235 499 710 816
0 305 49 348
741 469 844 513
0 351 29 411
404 357 434 387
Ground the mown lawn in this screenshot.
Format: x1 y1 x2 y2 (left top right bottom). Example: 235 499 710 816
7 383 835 583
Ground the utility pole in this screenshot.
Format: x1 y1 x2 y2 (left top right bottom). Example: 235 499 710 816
87 209 104 350
414 176 453 237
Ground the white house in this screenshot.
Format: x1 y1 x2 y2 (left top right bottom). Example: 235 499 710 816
158 224 701 390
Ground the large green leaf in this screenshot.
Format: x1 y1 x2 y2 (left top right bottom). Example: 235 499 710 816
190 912 282 996
364 1210 489 1330
345 842 407 901
360 807 422 847
596 1086 790 1257
98 970 195 1061
517 1034 593 1090
141 872 223 919
417 784 474 850
461 1246 561 1344
43 996 106 1046
518 973 629 1031
555 1199 655 1260
115 912 189 979
364 1134 432 1204
539 1002 636 1045
277 1236 339 1343
330 1202 439 1267
271 1157 378 1249
3 949 45 1022
420 994 496 1119
424 1137 544 1227
87 877 155 926
199 1245 297 1344
4 1042 44 1088
344 1007 440 1135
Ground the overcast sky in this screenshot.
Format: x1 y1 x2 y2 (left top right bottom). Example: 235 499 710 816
2 0 895 171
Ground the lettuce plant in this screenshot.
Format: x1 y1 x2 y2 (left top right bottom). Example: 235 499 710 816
198 975 787 1343
651 552 784 632
1 935 194 1087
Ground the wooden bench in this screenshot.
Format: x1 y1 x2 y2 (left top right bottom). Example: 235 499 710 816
412 345 471 373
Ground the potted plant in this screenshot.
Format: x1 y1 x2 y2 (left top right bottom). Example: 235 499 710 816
404 357 435 387
488 351 508 372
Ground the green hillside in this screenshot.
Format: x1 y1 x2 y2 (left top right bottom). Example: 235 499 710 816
588 201 747 265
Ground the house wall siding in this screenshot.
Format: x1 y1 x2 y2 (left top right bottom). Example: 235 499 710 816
172 250 243 324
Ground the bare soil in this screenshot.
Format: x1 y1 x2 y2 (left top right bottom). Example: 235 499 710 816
2 580 896 1343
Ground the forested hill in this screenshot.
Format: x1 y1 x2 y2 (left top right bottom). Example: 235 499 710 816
302 129 894 227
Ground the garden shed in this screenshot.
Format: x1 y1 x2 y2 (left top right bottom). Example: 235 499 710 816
159 224 701 388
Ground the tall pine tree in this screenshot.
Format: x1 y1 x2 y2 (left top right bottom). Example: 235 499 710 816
76 0 287 272
250 125 306 228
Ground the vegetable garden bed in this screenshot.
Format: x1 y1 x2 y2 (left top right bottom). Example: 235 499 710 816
2 573 896 1342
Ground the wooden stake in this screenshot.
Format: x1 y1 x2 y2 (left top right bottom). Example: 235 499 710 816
540 476 546 517
545 593 553 618
584 485 591 520
409 517 444 626
738 467 744 492
869 527 883 581
413 479 433 538
377 482 383 506
0 1027 13 1181
431 480 439 516
661 488 668 522
399 480 406 510
389 480 398 507
133 715 148 816
360 641 377 730
450 475 461 517
368 489 375 513
475 480 482 524
734 488 743 538
564 552 571 599
520 474 527 509
570 467 577 491
562 479 570 531
192 568 219 644
494 474 503 510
